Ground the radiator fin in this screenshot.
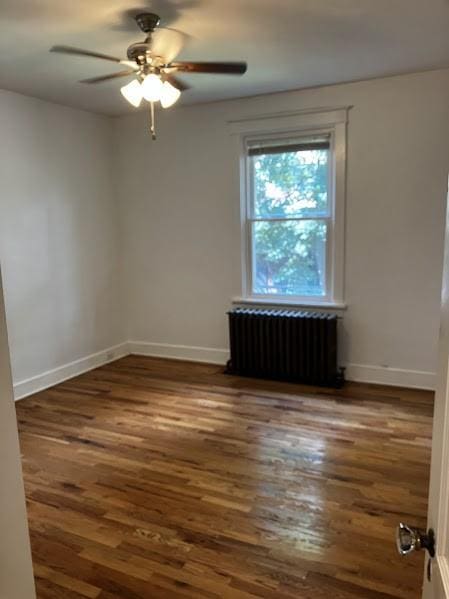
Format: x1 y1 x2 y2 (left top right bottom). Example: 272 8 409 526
227 308 343 387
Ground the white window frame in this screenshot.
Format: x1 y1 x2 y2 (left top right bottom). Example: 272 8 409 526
229 107 349 309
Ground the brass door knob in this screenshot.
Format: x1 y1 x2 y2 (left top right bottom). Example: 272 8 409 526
396 522 435 557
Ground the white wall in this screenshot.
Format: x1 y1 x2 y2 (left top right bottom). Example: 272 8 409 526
1 70 447 392
0 91 125 395
115 69 449 388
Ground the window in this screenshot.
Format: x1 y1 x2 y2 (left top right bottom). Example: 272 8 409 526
248 136 330 298
231 107 348 307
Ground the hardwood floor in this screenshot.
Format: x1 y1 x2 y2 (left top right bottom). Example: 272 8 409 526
16 355 434 599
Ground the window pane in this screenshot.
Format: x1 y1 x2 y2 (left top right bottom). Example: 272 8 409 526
252 148 329 218
252 220 327 296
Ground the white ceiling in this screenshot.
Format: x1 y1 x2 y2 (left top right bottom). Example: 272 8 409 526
1 0 449 116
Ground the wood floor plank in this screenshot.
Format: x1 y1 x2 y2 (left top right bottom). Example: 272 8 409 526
16 355 434 598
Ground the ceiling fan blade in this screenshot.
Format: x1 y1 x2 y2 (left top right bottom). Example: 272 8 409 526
50 45 122 64
80 70 135 84
168 61 247 75
164 74 190 91
151 28 189 63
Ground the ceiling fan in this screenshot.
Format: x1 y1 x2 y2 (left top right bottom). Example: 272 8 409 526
50 12 248 139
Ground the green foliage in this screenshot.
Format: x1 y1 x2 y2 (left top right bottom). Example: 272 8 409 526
252 149 328 296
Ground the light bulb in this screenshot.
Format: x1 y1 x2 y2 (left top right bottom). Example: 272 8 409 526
141 74 163 102
160 81 181 108
120 79 143 107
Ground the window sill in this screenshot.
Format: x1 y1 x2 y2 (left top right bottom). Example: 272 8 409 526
232 297 347 311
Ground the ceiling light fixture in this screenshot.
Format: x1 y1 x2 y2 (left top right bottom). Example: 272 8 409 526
50 12 247 141
160 81 181 108
120 74 182 139
120 79 143 107
141 73 164 102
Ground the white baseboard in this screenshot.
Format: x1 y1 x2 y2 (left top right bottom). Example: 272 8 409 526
13 342 129 401
345 363 436 390
128 341 229 366
129 342 435 390
13 341 435 400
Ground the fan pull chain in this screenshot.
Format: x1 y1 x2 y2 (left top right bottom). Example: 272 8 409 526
149 102 156 140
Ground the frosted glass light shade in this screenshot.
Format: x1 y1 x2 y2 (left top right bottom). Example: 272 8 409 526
160 81 181 108
120 79 143 107
141 74 163 102
120 79 143 108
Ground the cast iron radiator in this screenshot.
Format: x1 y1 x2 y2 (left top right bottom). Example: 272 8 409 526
226 308 344 387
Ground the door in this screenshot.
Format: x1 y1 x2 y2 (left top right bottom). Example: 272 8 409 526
0 267 35 598
422 180 449 598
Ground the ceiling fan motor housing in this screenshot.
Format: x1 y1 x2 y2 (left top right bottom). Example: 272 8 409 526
127 42 151 63
135 13 161 33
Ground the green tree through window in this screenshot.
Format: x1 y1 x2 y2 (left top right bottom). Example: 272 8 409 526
250 145 329 297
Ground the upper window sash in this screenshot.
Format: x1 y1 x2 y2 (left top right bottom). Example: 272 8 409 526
247 134 332 221
247 134 331 156
249 216 332 222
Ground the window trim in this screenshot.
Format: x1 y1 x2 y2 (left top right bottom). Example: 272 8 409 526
230 107 349 308
246 129 334 302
